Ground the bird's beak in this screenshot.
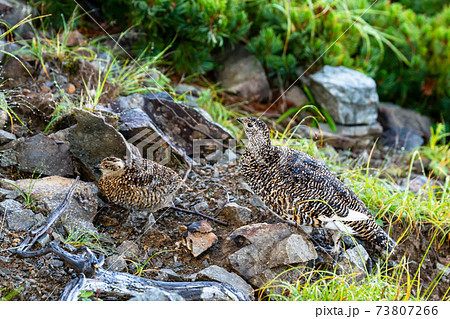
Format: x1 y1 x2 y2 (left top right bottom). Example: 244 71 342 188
94 165 101 170
237 118 244 124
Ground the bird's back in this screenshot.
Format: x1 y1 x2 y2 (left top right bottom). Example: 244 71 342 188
240 144 395 250
98 158 182 211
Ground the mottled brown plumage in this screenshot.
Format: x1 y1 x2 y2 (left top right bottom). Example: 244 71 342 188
238 117 396 252
96 157 182 213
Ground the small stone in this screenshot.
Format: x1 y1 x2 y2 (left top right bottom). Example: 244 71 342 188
65 83 76 94
221 202 252 227
154 268 183 281
187 220 213 234
436 263 450 277
36 233 51 248
219 149 238 164
0 129 16 144
117 240 139 258
336 244 370 281
48 258 64 268
40 85 51 93
104 254 127 272
194 201 208 212
181 225 218 258
66 30 86 47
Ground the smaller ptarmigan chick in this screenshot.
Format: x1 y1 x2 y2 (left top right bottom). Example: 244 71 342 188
238 117 396 254
95 157 182 213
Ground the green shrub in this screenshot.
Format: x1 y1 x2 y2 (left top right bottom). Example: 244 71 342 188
31 0 449 123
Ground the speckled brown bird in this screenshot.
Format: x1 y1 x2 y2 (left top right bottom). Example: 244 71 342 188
95 157 182 213
238 117 396 252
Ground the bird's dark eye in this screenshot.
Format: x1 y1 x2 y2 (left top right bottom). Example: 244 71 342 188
247 123 253 128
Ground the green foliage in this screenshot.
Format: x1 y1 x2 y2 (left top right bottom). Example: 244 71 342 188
31 0 450 122
419 123 450 179
397 0 447 16
130 0 250 73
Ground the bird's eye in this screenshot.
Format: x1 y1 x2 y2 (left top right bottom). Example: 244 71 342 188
247 123 253 128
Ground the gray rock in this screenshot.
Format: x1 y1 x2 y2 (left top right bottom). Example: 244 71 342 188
1 133 74 176
0 0 37 36
205 149 222 162
67 108 139 180
336 244 369 281
303 66 379 125
6 209 45 231
0 106 7 129
221 202 252 227
1 55 33 86
116 240 139 259
0 187 20 200
381 127 424 151
398 175 443 195
284 85 309 107
217 47 270 102
1 176 99 233
268 233 317 267
194 201 209 212
0 40 21 63
222 223 317 285
219 149 238 164
436 263 450 277
154 268 184 282
0 129 16 144
194 265 254 299
103 93 235 165
378 102 431 139
248 195 266 208
129 287 185 301
36 233 51 248
0 198 22 214
295 123 381 149
104 254 128 272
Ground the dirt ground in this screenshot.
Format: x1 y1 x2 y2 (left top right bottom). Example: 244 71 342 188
1 160 449 301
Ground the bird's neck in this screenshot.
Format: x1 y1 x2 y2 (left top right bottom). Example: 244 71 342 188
101 169 125 179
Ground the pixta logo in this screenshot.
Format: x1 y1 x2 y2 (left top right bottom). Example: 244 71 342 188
126 129 171 165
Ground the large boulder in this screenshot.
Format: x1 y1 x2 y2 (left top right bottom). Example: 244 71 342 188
102 92 236 164
303 66 379 125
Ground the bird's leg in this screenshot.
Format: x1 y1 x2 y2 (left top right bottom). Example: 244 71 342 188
170 206 228 226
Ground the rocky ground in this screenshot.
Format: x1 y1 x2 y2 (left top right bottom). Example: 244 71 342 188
0 0 449 301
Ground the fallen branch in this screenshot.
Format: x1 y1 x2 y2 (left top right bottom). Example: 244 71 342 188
60 268 250 301
171 206 228 226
